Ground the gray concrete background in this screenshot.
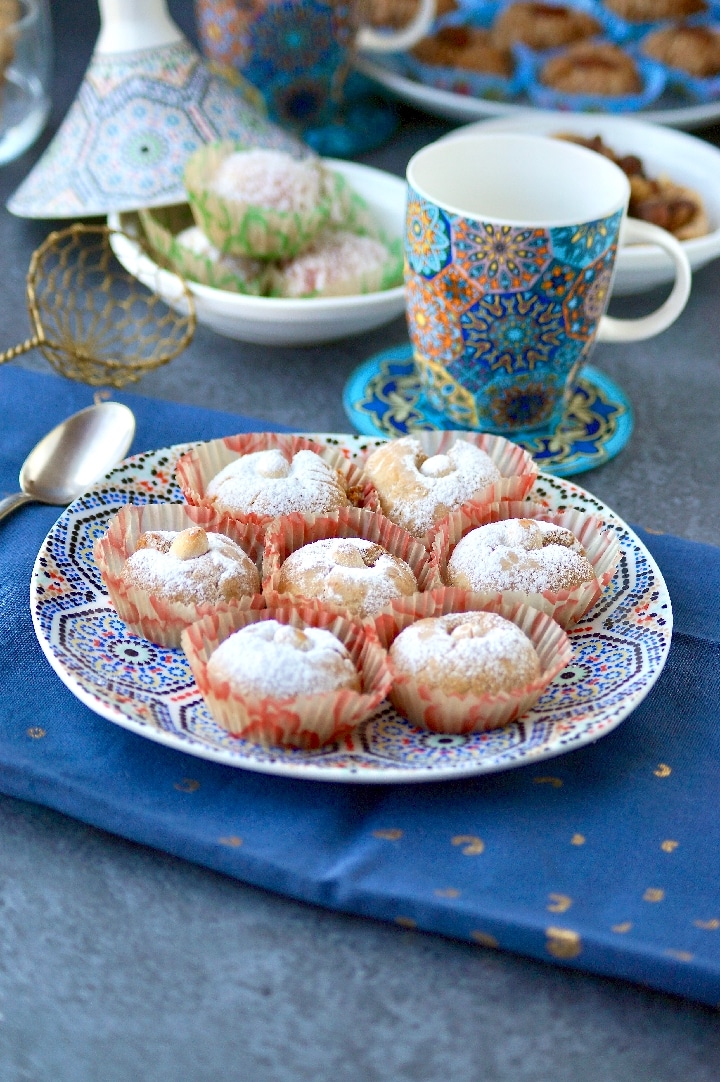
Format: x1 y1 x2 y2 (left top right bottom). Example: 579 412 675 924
1 2 719 1079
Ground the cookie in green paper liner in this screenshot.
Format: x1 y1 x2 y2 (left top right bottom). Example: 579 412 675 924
268 229 404 299
138 204 270 295
322 167 384 238
184 142 332 261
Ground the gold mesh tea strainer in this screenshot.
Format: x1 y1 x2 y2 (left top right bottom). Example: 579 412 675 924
0 223 196 388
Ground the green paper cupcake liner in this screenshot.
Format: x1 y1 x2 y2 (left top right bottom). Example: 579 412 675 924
322 168 383 239
268 230 404 298
138 204 270 295
184 141 331 261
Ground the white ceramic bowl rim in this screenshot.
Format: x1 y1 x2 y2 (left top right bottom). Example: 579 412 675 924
107 158 409 345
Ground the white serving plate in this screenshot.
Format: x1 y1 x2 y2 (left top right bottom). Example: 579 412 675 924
357 53 720 130
441 112 720 295
108 159 406 347
30 433 673 784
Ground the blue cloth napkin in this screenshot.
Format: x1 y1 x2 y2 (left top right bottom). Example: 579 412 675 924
2 365 720 1007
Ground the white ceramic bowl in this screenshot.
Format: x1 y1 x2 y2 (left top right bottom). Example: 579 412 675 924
442 113 720 296
108 159 406 347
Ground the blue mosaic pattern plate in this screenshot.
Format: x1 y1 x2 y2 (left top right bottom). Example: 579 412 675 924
30 435 670 784
343 346 633 478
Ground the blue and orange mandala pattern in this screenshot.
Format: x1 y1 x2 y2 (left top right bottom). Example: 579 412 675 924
405 272 463 364
551 210 623 268
403 197 624 433
406 190 452 277
459 292 565 379
452 221 552 293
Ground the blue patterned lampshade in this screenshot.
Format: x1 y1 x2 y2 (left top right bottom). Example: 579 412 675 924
7 0 305 219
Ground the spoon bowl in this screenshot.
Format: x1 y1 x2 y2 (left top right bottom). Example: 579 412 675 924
0 401 136 522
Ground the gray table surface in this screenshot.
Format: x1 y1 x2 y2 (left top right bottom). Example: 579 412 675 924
1 3 720 1080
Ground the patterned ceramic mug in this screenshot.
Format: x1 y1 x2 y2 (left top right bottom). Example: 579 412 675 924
195 0 435 132
405 132 692 435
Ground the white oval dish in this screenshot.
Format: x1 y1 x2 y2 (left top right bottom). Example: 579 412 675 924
108 159 406 347
442 112 720 296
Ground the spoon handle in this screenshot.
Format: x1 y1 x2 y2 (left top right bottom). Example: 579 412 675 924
0 492 35 523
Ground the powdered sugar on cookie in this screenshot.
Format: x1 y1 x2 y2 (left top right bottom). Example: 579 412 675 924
122 528 259 605
365 436 502 536
389 611 541 697
272 229 393 298
447 518 596 594
210 150 323 215
206 448 347 519
278 537 417 618
207 620 360 698
175 225 266 280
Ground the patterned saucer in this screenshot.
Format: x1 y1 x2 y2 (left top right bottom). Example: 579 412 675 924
343 345 633 478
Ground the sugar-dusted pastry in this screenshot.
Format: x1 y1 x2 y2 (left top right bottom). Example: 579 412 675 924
389 610 541 698
277 536 418 618
206 448 349 520
364 436 502 538
604 0 706 22
641 23 720 78
207 619 361 698
491 2 601 51
175 434 374 528
210 149 322 215
412 26 514 77
121 526 260 607
269 229 402 298
95 504 265 648
372 590 573 732
446 518 596 594
182 608 393 747
138 204 270 294
540 41 642 95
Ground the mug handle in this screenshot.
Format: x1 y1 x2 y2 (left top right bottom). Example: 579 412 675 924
597 217 692 344
356 0 436 53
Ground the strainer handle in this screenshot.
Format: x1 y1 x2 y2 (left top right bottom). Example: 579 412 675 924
0 336 42 365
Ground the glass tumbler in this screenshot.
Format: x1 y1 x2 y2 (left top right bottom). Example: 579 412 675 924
0 0 51 165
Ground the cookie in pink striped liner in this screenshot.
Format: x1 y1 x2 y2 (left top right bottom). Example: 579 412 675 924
262 506 441 620
175 432 378 529
95 503 265 648
357 432 538 547
371 587 572 734
181 604 392 749
433 501 621 629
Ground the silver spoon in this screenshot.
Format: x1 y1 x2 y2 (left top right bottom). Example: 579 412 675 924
0 401 136 522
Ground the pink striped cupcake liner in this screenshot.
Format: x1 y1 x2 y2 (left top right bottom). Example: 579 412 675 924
433 500 622 629
181 604 392 749
95 503 265 648
371 587 572 735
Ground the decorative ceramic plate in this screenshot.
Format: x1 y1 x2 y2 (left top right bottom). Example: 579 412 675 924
30 435 672 784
